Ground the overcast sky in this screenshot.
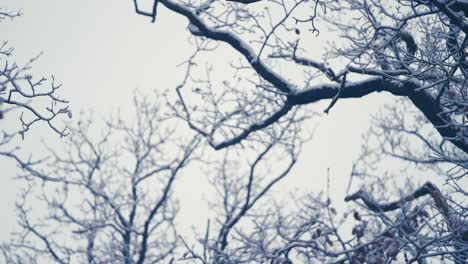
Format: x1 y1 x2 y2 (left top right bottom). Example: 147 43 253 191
0 0 396 241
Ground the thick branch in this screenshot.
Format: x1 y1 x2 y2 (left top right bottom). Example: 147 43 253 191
428 0 468 34
344 182 447 213
159 0 294 94
150 0 468 154
211 103 293 149
192 76 467 152
225 0 262 3
345 182 468 242
291 77 468 153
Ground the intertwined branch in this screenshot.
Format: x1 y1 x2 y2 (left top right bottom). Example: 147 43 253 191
0 9 70 148
134 0 467 155
2 92 200 264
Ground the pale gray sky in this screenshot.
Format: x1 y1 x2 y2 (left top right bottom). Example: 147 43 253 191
0 0 399 242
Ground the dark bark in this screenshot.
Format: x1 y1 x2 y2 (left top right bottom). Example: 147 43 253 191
156 0 468 153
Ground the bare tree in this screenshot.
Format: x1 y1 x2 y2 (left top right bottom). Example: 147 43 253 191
1 92 200 264
5 1 466 263
131 0 467 263
0 7 70 160
340 99 468 264
132 0 467 153
179 109 305 263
